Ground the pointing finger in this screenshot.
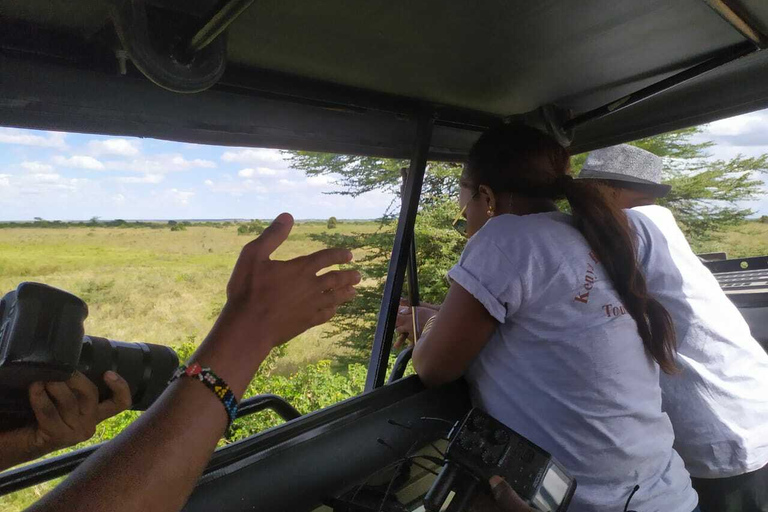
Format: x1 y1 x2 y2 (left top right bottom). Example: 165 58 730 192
228 214 294 295
238 213 294 265
252 213 294 259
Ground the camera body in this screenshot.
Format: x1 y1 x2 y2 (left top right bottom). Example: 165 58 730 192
424 408 576 512
0 282 179 429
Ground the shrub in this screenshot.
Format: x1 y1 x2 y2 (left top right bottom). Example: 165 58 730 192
327 216 338 229
237 220 265 235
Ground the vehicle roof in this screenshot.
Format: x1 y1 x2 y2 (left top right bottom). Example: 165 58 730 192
2 0 768 158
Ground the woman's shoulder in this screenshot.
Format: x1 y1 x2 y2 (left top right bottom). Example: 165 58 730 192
477 212 577 244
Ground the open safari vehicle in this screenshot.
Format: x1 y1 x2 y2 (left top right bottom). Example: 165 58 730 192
1 0 767 510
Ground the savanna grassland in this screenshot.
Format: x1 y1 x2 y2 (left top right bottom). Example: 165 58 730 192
0 221 383 375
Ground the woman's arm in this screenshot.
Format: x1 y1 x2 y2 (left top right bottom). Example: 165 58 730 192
25 213 360 512
412 283 498 387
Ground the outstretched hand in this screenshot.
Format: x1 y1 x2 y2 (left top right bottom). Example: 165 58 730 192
194 213 361 397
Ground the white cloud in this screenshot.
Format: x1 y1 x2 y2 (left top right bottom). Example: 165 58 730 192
279 179 299 187
106 154 215 173
306 175 332 187
116 174 164 184
0 129 67 149
205 178 267 196
52 155 105 170
698 109 768 154
87 138 141 156
30 173 62 183
21 161 54 173
221 148 285 164
166 189 194 206
113 193 126 204
0 174 11 187
238 166 285 178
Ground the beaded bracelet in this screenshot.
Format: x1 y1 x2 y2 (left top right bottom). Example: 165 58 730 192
169 362 238 428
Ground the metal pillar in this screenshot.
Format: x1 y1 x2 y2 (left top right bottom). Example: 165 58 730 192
365 112 433 391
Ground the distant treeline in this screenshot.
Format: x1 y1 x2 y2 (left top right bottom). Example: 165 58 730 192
0 218 360 230
0 218 236 230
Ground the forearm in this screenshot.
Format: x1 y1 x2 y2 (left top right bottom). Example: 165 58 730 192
412 332 457 388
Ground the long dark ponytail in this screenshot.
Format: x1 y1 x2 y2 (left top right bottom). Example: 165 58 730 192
465 124 677 374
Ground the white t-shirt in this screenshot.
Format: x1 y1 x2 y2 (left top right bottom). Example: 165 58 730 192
628 205 768 479
448 212 697 512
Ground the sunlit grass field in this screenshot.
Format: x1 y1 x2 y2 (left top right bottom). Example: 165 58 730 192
0 221 382 375
693 221 768 259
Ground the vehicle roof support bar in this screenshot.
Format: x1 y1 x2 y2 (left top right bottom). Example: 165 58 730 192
186 0 256 54
365 112 433 392
703 0 767 48
562 41 758 131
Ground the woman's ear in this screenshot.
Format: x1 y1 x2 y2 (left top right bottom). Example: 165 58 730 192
478 185 497 215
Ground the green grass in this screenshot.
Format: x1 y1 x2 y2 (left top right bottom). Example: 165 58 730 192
0 221 381 375
692 220 768 258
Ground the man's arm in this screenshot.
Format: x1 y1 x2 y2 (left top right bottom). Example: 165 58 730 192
26 213 360 512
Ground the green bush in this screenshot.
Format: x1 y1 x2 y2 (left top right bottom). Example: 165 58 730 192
327 216 338 229
237 220 265 236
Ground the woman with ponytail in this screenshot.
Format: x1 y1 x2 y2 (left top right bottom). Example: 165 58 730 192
407 124 699 511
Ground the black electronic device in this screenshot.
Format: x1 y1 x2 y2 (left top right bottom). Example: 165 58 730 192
0 282 178 429
424 408 576 512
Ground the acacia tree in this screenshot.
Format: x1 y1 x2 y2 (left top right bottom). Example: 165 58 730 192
285 152 463 355
284 126 767 354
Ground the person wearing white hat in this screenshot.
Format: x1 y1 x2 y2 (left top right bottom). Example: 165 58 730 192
579 144 768 512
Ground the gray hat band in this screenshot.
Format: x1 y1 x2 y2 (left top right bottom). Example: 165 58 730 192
579 169 663 186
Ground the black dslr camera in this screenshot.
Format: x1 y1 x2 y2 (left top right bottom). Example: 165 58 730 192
424 408 576 512
0 282 179 429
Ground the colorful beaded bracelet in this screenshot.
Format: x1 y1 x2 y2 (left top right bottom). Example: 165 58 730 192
169 362 238 427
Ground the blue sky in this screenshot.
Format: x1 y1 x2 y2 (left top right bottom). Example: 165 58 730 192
1 109 767 220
